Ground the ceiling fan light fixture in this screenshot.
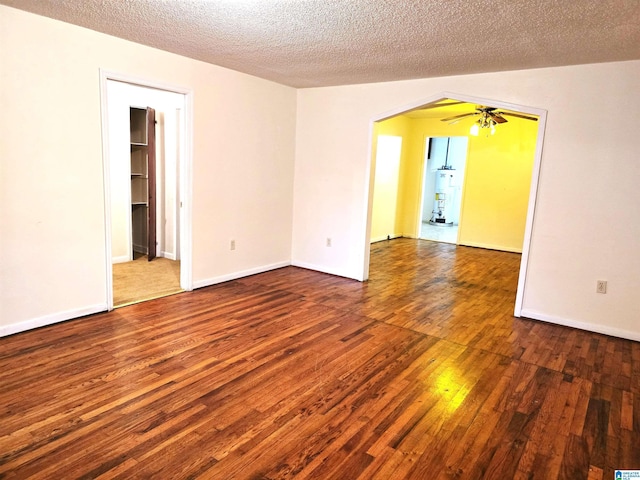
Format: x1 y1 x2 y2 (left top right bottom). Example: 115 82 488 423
444 105 537 136
470 113 498 137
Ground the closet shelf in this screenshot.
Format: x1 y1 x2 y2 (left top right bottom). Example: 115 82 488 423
130 107 151 257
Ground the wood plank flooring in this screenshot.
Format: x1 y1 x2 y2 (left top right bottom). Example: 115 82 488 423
1 238 638 479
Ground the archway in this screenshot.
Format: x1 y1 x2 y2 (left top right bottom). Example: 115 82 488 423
363 92 547 316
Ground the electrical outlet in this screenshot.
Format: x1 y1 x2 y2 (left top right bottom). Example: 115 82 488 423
230 239 236 251
596 280 607 294
326 237 332 247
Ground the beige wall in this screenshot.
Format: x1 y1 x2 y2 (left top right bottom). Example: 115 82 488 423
293 60 640 340
0 6 296 334
2 5 640 342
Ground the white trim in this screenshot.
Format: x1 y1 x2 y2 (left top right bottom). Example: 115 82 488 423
192 262 291 289
0 305 107 338
521 309 640 343
179 91 194 292
363 91 547 318
291 261 362 281
100 71 194 98
514 112 547 317
112 255 130 264
458 241 522 254
99 72 114 310
161 251 177 261
374 91 547 123
361 118 376 281
416 135 429 234
370 234 402 243
99 69 194 312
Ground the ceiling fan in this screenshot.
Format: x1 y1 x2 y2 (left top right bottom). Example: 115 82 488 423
441 106 538 135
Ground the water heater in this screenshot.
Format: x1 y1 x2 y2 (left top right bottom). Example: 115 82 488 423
430 168 456 226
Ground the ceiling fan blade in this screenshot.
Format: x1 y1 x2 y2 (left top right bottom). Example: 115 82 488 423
440 112 477 122
499 112 538 121
488 113 508 124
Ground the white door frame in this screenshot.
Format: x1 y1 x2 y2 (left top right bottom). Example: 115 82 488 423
363 91 547 317
99 69 194 309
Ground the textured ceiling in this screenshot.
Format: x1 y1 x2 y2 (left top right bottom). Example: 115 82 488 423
2 0 639 88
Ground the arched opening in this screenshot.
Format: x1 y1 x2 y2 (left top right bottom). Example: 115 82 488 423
364 92 547 316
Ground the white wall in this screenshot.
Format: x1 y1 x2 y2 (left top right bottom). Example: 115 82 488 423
292 60 640 340
2 5 639 342
0 6 296 335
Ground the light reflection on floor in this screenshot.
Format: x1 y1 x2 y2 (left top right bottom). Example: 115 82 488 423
419 222 458 244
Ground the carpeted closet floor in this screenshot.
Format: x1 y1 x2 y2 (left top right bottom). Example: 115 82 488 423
112 255 182 307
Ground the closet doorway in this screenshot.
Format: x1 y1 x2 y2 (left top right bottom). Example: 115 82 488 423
101 73 193 308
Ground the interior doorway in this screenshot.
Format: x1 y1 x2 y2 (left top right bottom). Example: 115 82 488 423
100 72 193 309
365 93 547 317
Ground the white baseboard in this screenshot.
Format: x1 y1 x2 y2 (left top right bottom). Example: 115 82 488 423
114 253 177 263
520 309 640 342
291 261 363 281
0 304 107 338
459 241 522 253
192 261 291 289
370 234 403 243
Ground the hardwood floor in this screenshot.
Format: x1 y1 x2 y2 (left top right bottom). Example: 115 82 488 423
1 239 638 479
